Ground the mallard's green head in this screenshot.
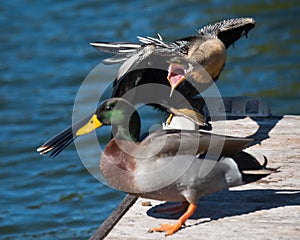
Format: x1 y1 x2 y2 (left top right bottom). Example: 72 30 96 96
76 98 141 141
37 98 141 157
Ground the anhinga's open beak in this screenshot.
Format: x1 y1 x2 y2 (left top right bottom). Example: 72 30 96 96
167 63 186 97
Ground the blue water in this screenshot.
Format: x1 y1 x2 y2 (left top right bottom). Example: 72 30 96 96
1 1 299 239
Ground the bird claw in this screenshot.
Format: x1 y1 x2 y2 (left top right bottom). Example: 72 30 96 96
166 114 173 125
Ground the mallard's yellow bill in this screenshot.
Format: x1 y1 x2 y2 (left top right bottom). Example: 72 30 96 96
76 114 103 136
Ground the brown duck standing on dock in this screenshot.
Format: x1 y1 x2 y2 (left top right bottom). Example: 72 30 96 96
37 98 276 236
91 17 255 99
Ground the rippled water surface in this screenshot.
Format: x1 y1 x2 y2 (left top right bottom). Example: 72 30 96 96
1 1 299 239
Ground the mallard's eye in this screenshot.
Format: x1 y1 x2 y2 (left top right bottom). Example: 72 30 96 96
105 105 111 111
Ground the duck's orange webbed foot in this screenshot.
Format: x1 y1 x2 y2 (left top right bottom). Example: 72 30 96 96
149 222 184 236
148 203 197 236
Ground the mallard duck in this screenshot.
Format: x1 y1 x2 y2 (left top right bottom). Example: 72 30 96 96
37 98 276 236
91 17 255 98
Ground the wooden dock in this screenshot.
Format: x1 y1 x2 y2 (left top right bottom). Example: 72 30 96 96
90 114 300 240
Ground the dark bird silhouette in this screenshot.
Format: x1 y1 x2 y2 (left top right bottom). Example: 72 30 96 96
91 17 255 99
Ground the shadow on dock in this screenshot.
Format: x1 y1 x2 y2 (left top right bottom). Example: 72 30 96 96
236 116 283 146
147 189 300 222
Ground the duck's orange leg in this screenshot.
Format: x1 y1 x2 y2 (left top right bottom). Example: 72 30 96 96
149 203 197 236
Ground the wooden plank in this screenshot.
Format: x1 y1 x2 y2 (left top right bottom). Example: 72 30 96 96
89 195 138 240
93 115 300 239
